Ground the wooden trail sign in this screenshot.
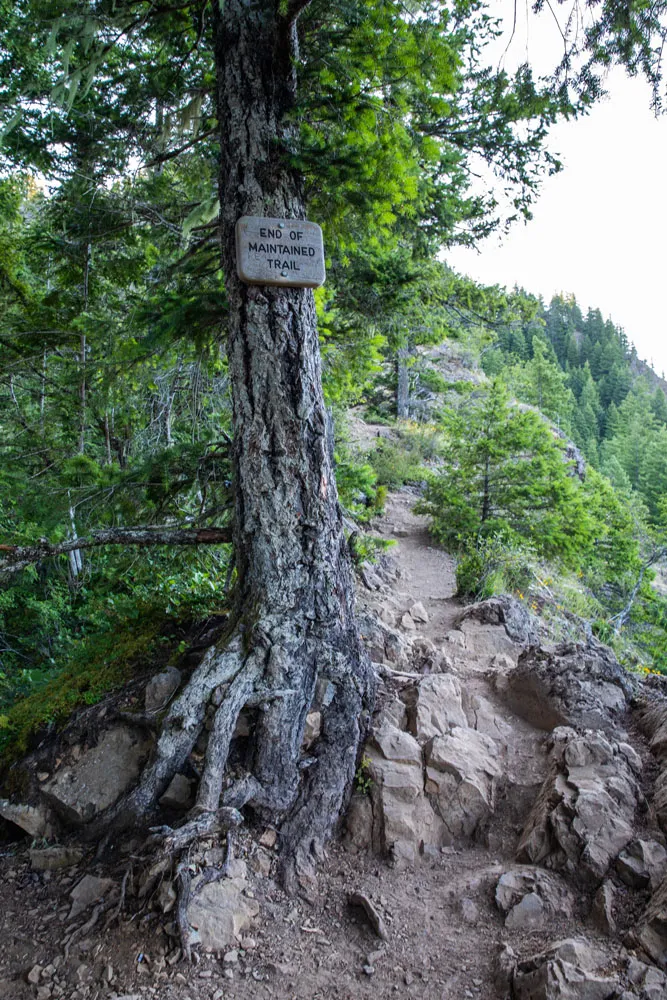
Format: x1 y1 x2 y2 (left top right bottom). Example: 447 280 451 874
235 216 326 288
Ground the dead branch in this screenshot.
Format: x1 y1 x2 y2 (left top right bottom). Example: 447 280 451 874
0 526 232 576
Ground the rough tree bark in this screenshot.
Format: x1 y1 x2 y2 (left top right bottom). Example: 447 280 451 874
212 0 375 880
81 0 375 906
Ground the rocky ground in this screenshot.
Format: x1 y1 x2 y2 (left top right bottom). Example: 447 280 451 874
2 489 667 1000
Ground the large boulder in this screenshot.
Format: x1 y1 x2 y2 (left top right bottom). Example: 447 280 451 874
500 639 631 735
517 728 640 883
424 726 501 842
511 938 619 999
366 722 445 864
616 839 667 891
41 725 153 825
456 595 540 646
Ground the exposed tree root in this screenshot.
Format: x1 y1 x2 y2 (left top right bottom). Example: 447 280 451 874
175 863 194 961
83 635 246 850
73 611 375 958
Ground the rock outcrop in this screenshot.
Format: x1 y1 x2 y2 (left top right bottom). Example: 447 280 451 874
499 639 632 735
517 727 640 883
624 955 667 999
353 657 510 862
638 701 667 835
455 595 540 646
510 938 619 999
635 873 667 969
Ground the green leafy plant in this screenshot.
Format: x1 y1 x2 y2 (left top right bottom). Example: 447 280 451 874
354 754 373 795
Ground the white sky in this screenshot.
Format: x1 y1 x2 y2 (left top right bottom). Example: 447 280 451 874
446 5 667 378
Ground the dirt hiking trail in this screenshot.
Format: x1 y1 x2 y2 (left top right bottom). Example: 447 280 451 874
0 489 663 1000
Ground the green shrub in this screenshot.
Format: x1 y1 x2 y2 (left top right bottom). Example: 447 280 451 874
416 368 449 394
456 535 535 599
334 450 385 521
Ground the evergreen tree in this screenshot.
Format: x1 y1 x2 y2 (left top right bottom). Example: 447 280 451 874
603 400 621 439
639 426 667 518
416 379 592 562
565 334 581 370
651 387 667 426
602 384 657 490
572 362 602 448
0 0 582 895
506 337 574 430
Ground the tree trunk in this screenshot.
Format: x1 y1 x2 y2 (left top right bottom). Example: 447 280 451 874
396 346 410 419
84 0 374 898
213 0 375 880
103 411 113 464
79 243 91 456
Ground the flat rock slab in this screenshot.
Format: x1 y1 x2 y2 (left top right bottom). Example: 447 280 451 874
414 674 468 741
42 725 153 825
187 861 259 951
425 726 501 841
69 875 116 920
29 846 83 871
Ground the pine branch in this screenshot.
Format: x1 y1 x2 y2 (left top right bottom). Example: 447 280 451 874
0 526 232 576
144 127 217 168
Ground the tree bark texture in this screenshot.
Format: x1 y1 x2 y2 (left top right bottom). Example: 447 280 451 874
82 0 374 895
396 347 410 419
213 0 375 879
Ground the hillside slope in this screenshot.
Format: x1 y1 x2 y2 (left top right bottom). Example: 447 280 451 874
1 488 667 1000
